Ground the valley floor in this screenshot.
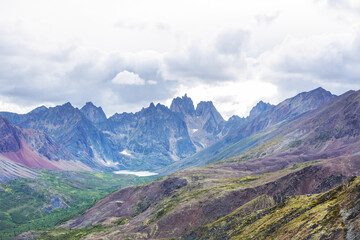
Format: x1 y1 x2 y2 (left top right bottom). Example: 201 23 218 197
0 170 156 240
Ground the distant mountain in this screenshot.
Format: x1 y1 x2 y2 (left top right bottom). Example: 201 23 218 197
0 116 73 178
170 94 196 117
248 100 274 119
0 87 341 177
0 99 200 173
105 102 196 170
19 103 116 169
170 94 225 150
80 102 107 124
161 87 337 174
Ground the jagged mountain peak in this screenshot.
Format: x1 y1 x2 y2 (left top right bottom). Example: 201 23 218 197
196 101 224 121
249 101 274 119
196 101 214 115
228 115 243 121
80 102 107 124
194 101 224 134
138 102 176 118
29 105 48 114
62 102 73 108
142 102 167 112
83 101 97 108
49 102 81 116
170 94 195 117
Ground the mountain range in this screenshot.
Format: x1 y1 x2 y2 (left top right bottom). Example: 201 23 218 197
0 95 224 176
0 87 337 181
2 86 360 239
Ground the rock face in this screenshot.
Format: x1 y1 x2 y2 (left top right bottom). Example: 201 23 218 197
17 102 114 169
170 94 225 150
106 103 196 169
0 117 22 153
248 101 274 119
0 116 62 173
80 102 107 124
196 101 224 133
170 94 195 118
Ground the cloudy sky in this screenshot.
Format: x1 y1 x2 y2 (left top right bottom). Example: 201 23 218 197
0 0 360 119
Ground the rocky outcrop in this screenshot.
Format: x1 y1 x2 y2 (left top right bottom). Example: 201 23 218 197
249 100 274 119
170 95 225 150
80 102 107 124
106 102 196 169
0 117 22 153
170 94 196 118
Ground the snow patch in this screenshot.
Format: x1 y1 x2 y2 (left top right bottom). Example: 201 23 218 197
103 160 119 166
191 129 198 133
102 131 113 135
120 149 132 157
113 170 158 177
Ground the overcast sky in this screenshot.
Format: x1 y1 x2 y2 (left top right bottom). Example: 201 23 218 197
0 0 359 119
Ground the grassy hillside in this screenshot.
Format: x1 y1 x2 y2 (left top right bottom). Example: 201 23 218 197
189 176 360 240
24 155 355 240
0 170 157 240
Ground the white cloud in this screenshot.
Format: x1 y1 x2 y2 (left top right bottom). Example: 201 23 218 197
111 70 146 85
215 29 250 55
0 0 359 117
255 12 280 24
0 100 34 114
256 30 360 97
147 80 157 85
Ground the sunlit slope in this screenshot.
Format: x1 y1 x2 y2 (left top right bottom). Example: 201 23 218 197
188 176 360 240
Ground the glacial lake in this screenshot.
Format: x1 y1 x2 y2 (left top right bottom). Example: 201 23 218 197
113 170 159 177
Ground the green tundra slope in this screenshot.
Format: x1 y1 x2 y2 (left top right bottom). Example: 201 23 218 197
0 170 156 240
187 176 360 240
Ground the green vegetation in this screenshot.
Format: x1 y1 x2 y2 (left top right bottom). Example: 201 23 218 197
149 175 263 223
34 224 110 240
112 216 131 226
0 170 157 240
311 131 332 145
132 196 151 217
289 139 302 148
192 178 360 240
289 160 321 170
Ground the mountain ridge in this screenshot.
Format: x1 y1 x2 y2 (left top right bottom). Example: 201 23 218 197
0 87 341 179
